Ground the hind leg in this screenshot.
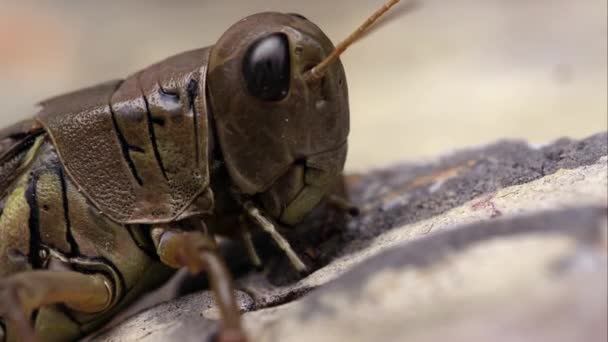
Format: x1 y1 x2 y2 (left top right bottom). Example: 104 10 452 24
153 226 246 342
0 271 112 342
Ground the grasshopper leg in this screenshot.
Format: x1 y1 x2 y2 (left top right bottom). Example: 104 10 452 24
327 194 360 216
0 271 112 342
153 227 246 342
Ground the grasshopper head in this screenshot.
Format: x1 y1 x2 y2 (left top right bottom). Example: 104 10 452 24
208 12 349 225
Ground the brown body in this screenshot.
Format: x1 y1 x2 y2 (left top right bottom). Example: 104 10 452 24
0 1 404 339
0 12 348 342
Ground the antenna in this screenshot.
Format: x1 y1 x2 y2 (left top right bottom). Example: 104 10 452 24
304 0 405 83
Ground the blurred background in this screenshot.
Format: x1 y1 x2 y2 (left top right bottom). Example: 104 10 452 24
0 0 606 171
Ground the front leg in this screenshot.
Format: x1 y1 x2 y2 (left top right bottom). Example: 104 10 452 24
152 225 246 342
0 271 112 342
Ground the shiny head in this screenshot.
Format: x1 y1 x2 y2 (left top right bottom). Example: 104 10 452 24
208 12 348 226
207 1 403 225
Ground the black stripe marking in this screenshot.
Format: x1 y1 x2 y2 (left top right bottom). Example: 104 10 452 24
126 225 158 259
160 85 180 99
30 310 39 328
187 79 201 167
25 172 42 268
0 134 36 163
97 256 127 295
71 256 127 301
150 116 166 127
206 86 224 165
142 94 168 180
130 145 145 153
0 134 40 193
58 166 80 256
107 257 128 296
55 304 80 326
110 106 144 186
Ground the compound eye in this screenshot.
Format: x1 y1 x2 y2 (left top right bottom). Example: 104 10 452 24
242 33 291 101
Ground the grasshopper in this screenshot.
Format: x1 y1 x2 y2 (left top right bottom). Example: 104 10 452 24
0 1 403 341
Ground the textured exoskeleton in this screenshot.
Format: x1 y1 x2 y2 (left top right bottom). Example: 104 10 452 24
0 1 401 341
0 12 347 342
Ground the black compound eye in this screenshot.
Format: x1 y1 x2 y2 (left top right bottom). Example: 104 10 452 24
242 33 291 101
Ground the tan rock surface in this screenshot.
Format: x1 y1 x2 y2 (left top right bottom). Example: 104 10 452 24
91 133 607 342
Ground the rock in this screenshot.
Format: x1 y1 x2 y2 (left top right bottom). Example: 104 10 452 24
91 132 607 342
